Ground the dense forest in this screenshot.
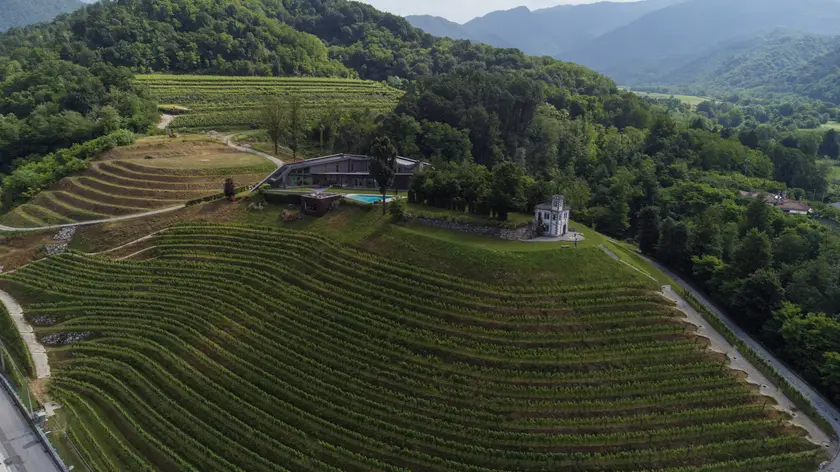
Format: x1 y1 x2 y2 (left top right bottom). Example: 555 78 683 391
0 0 611 204
5 0 840 411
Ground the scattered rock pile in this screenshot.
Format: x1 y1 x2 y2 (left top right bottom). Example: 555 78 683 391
45 226 77 256
55 226 77 241
280 210 302 222
41 331 93 346
31 315 58 326
45 243 68 256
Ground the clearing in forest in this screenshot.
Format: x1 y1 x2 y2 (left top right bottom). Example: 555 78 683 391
0 136 275 228
1 223 829 471
629 91 710 108
138 74 404 129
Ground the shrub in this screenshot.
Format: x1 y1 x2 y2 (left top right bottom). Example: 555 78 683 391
1 130 136 207
263 193 303 206
389 199 407 222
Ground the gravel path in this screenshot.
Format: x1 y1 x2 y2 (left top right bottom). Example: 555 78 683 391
599 245 656 281
220 135 285 168
663 286 831 447
0 205 185 232
0 290 49 380
639 253 840 470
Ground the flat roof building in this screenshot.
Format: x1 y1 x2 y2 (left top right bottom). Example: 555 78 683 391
262 154 429 190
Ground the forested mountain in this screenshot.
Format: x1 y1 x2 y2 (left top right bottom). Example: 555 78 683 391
561 0 840 84
407 0 681 58
773 46 840 104
0 0 616 203
633 32 840 105
406 0 840 103
652 33 840 95
0 0 82 32
404 15 515 48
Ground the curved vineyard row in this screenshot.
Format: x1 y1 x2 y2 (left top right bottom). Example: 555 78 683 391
3 224 829 471
137 74 403 128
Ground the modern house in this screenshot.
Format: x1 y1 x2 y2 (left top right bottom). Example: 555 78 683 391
740 191 811 215
534 195 571 237
262 154 429 190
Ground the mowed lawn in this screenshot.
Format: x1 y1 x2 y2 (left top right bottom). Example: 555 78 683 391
0 135 276 228
818 159 840 181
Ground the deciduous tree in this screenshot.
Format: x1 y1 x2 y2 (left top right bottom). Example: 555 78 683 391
370 136 397 215
283 95 306 161
262 97 284 156
489 162 527 221
637 206 661 255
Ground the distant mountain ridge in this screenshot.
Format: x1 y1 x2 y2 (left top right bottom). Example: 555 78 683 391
405 15 516 49
408 0 683 57
0 0 82 31
406 0 840 102
654 33 840 92
560 0 840 84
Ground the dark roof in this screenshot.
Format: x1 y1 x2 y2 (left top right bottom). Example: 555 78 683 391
260 153 428 187
779 201 811 213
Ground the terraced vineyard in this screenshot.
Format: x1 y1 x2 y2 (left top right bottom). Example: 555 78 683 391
0 137 274 227
138 75 404 128
2 224 828 471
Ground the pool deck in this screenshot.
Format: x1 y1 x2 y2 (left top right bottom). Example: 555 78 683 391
346 195 396 204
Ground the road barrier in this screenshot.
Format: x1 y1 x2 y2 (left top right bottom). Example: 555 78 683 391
0 340 73 472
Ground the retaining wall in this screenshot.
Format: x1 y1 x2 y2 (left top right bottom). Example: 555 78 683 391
415 218 535 241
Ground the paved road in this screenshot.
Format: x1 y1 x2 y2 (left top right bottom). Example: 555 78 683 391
637 252 840 471
0 384 61 472
0 205 186 233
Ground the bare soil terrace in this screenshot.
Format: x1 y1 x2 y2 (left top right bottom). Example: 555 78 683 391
0 135 275 227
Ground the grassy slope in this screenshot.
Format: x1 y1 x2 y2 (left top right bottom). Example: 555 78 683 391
2 209 827 470
0 135 275 227
140 75 403 129
1 198 827 469
243 203 641 285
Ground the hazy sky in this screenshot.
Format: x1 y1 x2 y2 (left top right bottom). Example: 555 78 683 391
357 0 638 23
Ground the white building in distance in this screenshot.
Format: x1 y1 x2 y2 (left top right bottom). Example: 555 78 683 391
534 195 570 237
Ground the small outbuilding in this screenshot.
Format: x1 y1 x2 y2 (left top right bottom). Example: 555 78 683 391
301 193 343 217
534 195 571 237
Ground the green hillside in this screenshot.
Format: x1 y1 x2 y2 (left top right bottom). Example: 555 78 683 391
655 33 840 95
0 0 81 31
140 75 403 129
1 223 827 471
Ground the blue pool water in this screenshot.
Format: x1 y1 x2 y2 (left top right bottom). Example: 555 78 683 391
346 194 393 204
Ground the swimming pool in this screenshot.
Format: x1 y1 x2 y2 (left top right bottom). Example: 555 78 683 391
345 194 393 204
